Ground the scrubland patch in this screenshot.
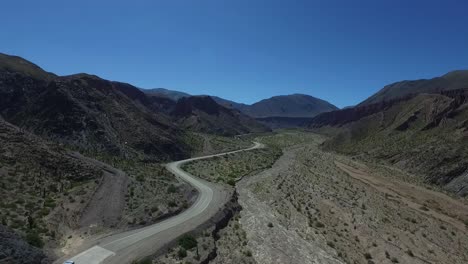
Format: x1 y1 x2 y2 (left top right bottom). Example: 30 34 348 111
238 131 468 264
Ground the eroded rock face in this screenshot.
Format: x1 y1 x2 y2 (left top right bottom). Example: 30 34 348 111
0 225 49 264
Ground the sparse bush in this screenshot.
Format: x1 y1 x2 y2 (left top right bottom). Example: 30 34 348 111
364 252 372 259
136 174 145 182
315 221 325 228
167 184 178 193
177 248 187 258
227 179 236 186
25 232 43 248
178 234 197 250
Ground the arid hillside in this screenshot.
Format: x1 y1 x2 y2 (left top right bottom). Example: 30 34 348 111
360 70 468 105
0 118 101 255
310 88 468 197
0 53 269 161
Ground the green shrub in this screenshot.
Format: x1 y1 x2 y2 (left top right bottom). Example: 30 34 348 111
177 248 187 258
178 234 197 250
167 184 178 193
315 221 325 228
26 232 44 248
406 250 414 257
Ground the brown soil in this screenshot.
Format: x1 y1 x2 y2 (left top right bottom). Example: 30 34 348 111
335 161 468 232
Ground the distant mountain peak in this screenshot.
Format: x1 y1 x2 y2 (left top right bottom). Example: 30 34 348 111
243 94 338 118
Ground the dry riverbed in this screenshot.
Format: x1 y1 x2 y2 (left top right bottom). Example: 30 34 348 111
238 132 468 264
152 131 468 264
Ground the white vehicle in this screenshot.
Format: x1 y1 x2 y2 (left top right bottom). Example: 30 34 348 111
64 261 75 264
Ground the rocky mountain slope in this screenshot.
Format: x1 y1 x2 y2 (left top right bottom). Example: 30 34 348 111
0 117 105 258
0 56 188 160
0 53 270 160
310 88 468 196
172 96 270 136
360 70 468 105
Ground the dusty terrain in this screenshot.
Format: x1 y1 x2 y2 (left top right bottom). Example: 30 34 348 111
239 132 468 264
183 146 281 186
58 158 197 259
157 130 468 264
58 141 264 264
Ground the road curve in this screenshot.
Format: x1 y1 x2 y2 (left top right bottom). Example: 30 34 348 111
58 142 263 264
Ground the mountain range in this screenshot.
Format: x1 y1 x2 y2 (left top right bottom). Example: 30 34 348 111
2 51 468 263
139 88 339 127
0 53 280 161
142 87 338 118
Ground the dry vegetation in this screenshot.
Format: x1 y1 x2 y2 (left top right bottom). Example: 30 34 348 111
0 121 102 252
185 132 253 157
120 161 196 227
153 213 256 264
241 131 468 264
182 147 281 186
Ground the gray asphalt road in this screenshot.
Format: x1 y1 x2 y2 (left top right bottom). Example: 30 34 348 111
57 142 263 264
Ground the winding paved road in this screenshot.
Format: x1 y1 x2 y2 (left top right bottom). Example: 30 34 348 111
59 142 263 264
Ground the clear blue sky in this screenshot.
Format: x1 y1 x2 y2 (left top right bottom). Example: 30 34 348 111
2 0 468 107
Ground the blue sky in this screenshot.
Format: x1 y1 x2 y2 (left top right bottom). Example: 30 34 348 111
2 0 468 107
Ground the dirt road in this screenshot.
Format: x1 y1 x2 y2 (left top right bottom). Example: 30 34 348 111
56 142 263 264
